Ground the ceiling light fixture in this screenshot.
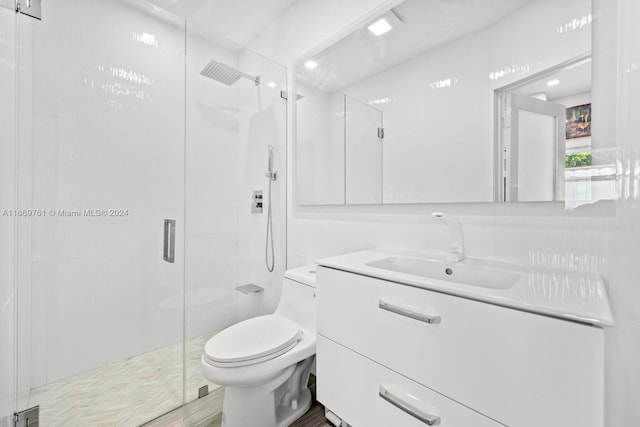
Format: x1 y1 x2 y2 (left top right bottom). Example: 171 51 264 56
367 10 403 37
304 60 318 70
368 18 393 36
547 79 560 86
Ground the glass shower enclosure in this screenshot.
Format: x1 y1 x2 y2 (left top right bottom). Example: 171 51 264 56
1 0 287 425
1 2 20 424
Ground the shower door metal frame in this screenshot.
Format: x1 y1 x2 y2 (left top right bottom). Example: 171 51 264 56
2 0 42 20
1 2 18 425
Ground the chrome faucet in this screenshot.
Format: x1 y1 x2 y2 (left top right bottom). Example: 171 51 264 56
431 212 464 262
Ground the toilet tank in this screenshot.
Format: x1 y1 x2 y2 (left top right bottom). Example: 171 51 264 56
274 266 317 335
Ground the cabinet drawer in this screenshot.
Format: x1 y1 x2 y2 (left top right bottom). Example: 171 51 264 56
317 267 604 427
317 335 503 427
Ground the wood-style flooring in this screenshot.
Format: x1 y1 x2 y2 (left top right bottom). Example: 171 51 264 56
144 374 332 427
291 375 332 427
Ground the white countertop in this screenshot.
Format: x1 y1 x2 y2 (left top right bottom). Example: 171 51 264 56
316 249 614 327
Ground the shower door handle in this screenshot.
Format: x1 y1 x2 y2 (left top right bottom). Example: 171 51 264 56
163 219 176 263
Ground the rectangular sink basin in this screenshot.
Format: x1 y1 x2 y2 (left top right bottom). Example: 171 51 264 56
366 256 520 289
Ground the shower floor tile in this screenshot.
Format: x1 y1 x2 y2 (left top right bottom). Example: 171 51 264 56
28 332 219 427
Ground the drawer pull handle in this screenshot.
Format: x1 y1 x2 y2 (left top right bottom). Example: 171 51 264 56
379 299 441 324
379 385 441 426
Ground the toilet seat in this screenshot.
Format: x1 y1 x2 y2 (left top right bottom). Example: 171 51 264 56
204 315 302 367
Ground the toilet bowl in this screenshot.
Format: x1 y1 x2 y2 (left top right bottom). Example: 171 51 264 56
201 266 317 427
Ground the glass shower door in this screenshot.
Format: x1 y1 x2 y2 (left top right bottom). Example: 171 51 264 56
182 23 289 406
345 95 383 204
15 0 187 425
0 3 18 423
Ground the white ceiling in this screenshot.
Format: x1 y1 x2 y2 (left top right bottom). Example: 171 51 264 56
298 0 531 92
147 0 299 46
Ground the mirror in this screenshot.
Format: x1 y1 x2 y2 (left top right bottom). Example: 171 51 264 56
295 0 613 207
495 56 614 209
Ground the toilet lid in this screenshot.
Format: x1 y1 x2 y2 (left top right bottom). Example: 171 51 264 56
204 315 302 367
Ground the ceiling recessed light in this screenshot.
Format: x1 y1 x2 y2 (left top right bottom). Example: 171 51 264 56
304 60 318 70
368 18 393 36
547 79 560 86
267 82 277 88
366 10 403 38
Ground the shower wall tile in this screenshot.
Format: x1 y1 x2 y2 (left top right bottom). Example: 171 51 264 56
0 298 15 419
29 266 47 388
185 233 238 337
184 29 243 341
30 0 186 385
21 0 286 410
32 257 109 384
296 85 345 205
0 267 12 325
108 315 158 364
155 305 183 351
236 51 288 315
105 253 158 362
0 2 17 311
344 30 493 204
187 206 238 236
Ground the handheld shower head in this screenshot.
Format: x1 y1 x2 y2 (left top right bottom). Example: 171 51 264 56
265 145 276 180
264 145 276 273
200 60 260 86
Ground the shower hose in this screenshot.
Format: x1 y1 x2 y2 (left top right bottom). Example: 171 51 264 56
265 175 275 272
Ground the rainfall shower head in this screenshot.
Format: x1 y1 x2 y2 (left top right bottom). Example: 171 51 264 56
200 60 260 86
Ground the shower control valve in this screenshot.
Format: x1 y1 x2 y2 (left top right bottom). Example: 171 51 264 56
252 191 264 214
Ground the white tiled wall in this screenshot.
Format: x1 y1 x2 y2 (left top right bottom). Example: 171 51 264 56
604 0 640 423
344 97 383 204
344 30 494 203
4 0 636 424
180 30 288 393
337 0 591 204
10 0 289 398
488 0 592 87
184 29 241 340
29 0 186 387
296 84 345 205
249 0 639 425
236 49 288 315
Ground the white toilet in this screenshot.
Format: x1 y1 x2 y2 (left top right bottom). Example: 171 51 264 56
200 266 317 427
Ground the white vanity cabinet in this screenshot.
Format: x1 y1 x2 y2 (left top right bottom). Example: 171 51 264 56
316 266 605 427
